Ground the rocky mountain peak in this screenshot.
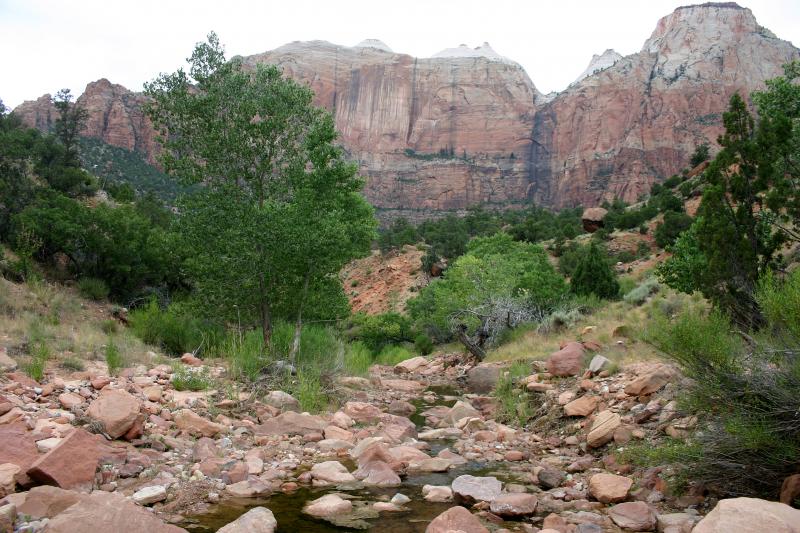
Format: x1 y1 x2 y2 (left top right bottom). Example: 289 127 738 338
353 39 393 53
572 49 623 84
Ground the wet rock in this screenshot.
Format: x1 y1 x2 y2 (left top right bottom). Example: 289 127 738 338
132 485 167 506
466 363 503 393
546 342 585 377
174 409 226 437
225 479 272 498
310 461 356 485
426 505 488 533
693 497 800 533
45 491 185 532
303 493 353 518
218 507 276 533
608 501 657 531
422 485 453 502
452 475 502 504
354 460 401 486
588 473 632 503
489 493 538 517
564 395 598 417
86 389 141 439
587 410 621 448
264 391 300 412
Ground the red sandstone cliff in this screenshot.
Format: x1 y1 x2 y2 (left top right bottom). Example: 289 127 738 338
13 3 799 214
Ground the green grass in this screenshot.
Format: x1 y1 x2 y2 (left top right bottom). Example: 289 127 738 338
105 339 125 375
77 277 110 301
375 345 415 366
493 361 534 426
25 341 50 381
343 341 372 376
60 356 86 372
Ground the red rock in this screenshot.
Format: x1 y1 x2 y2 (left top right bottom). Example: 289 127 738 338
426 506 488 533
174 409 226 437
254 411 326 436
44 490 186 532
780 473 800 506
625 365 673 396
564 395 598 417
180 353 203 366
17 485 85 518
343 401 383 422
693 497 800 533
0 424 40 486
609 501 657 531
27 428 122 491
589 473 633 503
546 342 585 377
489 493 538 517
86 389 141 439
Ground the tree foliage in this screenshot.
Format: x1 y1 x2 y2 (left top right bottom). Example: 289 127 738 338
144 33 376 345
570 241 620 299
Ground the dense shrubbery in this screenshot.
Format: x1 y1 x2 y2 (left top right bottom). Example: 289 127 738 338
645 269 800 498
409 233 568 344
654 211 693 248
129 299 219 356
349 312 414 354
378 206 584 260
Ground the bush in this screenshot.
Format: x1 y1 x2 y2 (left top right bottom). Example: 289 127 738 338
351 312 413 354
655 211 693 248
25 342 49 381
623 278 660 305
100 319 118 335
171 365 212 391
414 334 434 355
494 361 534 426
375 345 415 366
60 356 85 372
570 242 620 299
77 277 110 301
105 340 125 375
643 270 800 497
129 299 212 355
224 331 266 382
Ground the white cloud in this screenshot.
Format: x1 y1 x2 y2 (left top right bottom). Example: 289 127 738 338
1 0 798 108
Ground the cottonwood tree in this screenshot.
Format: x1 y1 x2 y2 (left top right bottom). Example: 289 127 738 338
145 33 375 348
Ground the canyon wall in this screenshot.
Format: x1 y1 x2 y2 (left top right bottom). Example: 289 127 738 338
13 3 800 215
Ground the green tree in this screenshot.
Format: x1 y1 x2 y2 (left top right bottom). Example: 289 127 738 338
52 89 88 168
145 33 375 346
570 241 619 299
654 211 693 248
689 142 710 167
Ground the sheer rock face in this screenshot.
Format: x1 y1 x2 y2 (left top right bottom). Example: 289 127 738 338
12 4 799 214
243 42 540 218
531 3 799 208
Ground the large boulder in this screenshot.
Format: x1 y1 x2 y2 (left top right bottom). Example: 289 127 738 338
426 506 488 533
582 207 608 233
466 363 503 393
587 410 621 448
608 501 657 531
394 356 428 374
217 507 277 533
588 473 632 503
85 389 141 439
27 428 123 491
45 491 186 532
174 409 226 437
546 342 585 377
693 497 800 533
0 424 39 485
452 475 502 504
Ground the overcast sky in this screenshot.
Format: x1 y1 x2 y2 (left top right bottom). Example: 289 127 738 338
2 0 798 109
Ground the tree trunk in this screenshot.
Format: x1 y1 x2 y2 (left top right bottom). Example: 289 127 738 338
456 324 486 363
288 271 311 367
258 278 272 348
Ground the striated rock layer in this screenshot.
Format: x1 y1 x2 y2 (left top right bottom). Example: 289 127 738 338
13 3 800 215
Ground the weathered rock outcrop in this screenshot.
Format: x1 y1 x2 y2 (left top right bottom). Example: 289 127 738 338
13 3 799 215
531 3 799 208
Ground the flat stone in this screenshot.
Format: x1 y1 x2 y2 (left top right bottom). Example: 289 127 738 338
254 411 327 437
303 494 352 518
452 475 502 503
310 461 356 485
381 379 425 392
0 424 42 485
17 486 85 518
225 479 272 498
625 365 673 396
44 490 185 532
132 485 167 505
394 356 428 374
218 507 276 533
489 493 538 517
343 401 383 422
589 354 610 373
174 409 226 437
564 395 598 417
608 501 657 531
58 392 84 409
